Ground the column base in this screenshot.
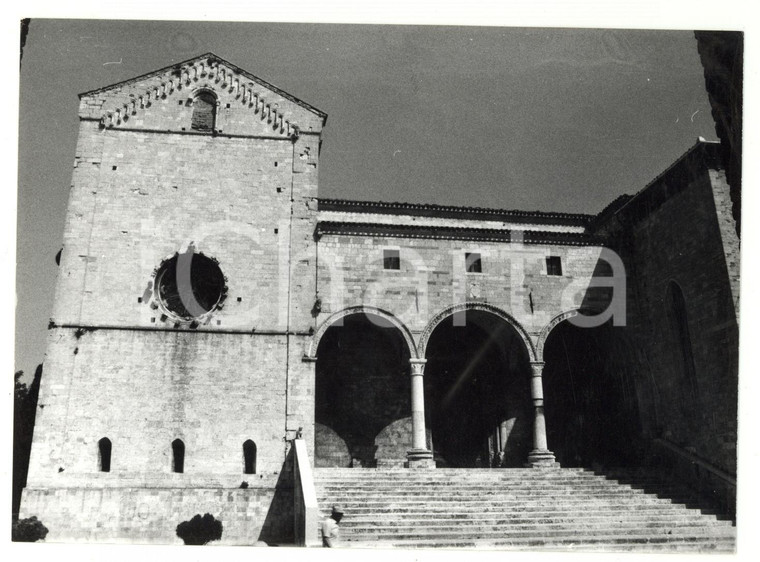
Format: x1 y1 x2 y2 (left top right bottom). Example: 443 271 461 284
525 449 559 468
406 449 435 469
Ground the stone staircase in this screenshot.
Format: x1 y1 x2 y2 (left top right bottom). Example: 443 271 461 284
314 468 735 552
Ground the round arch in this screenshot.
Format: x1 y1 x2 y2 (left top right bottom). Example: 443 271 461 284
190 88 218 131
418 302 536 362
536 309 583 362
306 305 418 360
190 86 219 102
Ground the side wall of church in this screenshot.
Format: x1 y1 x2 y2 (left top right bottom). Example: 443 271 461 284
609 156 738 510
628 164 739 473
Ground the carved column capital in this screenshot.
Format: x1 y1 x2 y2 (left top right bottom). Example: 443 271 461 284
409 358 427 376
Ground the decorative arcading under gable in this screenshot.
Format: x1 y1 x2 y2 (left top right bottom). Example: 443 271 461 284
99 57 299 137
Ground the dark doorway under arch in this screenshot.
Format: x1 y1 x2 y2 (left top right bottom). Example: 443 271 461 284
542 319 642 468
315 313 412 467
424 310 532 468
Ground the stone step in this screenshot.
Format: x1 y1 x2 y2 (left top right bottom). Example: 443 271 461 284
317 499 707 512
332 519 733 530
314 473 598 481
317 480 661 488
317 485 691 496
317 488 698 504
316 479 681 489
342 528 735 542
316 481 697 492
317 489 715 504
316 507 721 521
314 467 732 551
373 537 735 552
337 522 733 536
339 526 736 541
315 473 602 481
332 515 733 527
318 504 712 518
318 472 678 481
316 493 712 505
316 494 702 506
315 467 592 472
317 488 699 505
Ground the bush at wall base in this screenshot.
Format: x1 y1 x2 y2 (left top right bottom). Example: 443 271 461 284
12 516 49 542
176 513 223 545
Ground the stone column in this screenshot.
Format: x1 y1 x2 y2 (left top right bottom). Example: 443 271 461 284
407 358 435 469
526 361 558 467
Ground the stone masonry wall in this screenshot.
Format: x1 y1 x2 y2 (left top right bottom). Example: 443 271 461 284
315 234 609 351
24 59 323 544
53 128 319 333
27 328 289 485
20 479 294 544
603 153 739 483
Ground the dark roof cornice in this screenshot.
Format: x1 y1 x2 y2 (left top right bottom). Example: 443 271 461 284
318 198 593 226
316 221 606 247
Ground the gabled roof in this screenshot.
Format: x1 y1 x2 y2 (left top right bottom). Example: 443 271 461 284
79 52 327 123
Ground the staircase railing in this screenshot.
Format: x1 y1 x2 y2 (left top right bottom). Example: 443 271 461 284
293 438 320 546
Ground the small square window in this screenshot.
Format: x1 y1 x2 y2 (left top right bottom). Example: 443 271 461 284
466 252 482 273
383 249 400 270
546 256 562 276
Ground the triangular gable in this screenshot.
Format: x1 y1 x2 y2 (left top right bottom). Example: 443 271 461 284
79 53 327 136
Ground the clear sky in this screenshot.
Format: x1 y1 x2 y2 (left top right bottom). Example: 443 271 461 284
15 20 717 380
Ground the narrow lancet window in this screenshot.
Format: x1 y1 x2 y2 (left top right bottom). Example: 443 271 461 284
243 439 257 474
172 439 185 473
667 281 698 396
98 437 112 472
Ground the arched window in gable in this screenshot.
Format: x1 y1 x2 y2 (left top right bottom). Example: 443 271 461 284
191 91 217 131
243 440 257 474
172 439 185 473
98 437 112 472
667 281 698 397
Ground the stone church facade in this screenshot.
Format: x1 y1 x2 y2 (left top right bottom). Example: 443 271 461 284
20 54 739 544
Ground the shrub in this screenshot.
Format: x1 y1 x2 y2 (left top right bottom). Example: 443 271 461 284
176 513 223 545
12 516 49 542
